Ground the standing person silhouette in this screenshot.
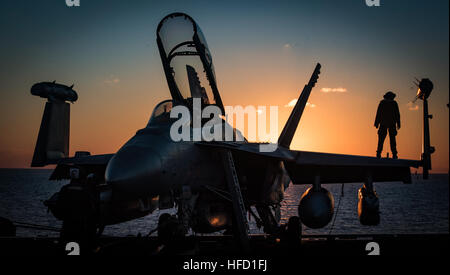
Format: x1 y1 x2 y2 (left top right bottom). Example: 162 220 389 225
374 91 401 159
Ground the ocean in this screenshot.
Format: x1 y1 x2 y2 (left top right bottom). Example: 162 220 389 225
0 169 448 237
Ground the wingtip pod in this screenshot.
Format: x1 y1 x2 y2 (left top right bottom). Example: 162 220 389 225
30 81 78 103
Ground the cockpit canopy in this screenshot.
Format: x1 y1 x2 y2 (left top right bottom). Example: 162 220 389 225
156 13 224 113
147 100 173 126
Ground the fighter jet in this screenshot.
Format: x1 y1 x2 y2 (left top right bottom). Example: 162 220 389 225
30 13 433 252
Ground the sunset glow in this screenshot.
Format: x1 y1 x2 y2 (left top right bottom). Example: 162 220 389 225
0 0 448 173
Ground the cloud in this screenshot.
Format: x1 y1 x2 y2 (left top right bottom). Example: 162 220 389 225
407 102 419 111
104 76 120 85
284 99 297 107
320 87 347 93
284 99 315 108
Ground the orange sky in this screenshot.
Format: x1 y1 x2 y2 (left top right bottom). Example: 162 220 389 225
0 1 448 173
1 47 448 173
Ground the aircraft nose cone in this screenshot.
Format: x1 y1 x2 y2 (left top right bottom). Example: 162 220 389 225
105 146 162 197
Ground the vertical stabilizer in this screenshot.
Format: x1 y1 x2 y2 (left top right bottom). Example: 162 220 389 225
278 63 321 148
31 101 70 166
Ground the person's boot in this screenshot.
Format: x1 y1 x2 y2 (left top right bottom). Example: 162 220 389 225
376 151 381 158
392 152 398 159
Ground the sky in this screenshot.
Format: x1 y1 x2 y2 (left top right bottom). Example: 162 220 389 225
0 0 448 173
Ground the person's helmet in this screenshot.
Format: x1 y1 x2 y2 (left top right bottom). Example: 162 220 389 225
383 91 396 99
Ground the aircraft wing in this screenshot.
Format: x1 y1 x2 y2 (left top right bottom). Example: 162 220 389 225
196 141 420 184
51 153 115 165
196 62 422 185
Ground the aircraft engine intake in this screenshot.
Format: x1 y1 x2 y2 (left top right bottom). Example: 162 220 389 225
357 186 380 225
298 187 334 229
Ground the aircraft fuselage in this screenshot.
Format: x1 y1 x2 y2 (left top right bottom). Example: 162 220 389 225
102 119 288 232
